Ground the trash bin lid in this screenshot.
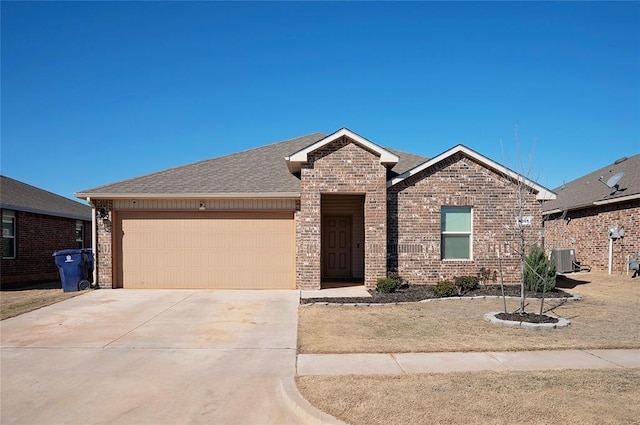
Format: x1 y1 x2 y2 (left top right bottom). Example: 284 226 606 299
53 249 84 257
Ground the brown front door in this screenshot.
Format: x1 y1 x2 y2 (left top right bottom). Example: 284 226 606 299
322 215 352 278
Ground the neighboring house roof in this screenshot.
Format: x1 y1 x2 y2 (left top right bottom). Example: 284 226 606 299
285 128 399 173
1 175 91 221
76 132 429 199
542 154 640 214
388 144 557 201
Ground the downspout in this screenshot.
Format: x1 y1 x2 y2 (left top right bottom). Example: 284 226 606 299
88 197 98 286
608 237 613 275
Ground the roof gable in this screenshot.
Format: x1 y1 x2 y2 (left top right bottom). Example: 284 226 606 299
1 175 91 220
542 153 640 214
285 128 399 173
388 144 556 201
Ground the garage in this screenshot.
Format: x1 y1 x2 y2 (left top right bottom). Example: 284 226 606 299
115 211 295 289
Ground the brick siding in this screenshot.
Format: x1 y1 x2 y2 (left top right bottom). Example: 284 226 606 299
93 199 113 289
1 209 91 285
544 199 640 274
296 137 387 289
387 154 542 285
91 146 550 290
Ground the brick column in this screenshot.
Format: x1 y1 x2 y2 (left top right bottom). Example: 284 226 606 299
94 199 113 288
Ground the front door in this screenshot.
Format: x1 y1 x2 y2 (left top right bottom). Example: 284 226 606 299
322 215 352 278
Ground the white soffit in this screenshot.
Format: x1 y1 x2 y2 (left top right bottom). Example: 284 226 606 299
74 192 300 200
388 144 557 201
285 128 399 173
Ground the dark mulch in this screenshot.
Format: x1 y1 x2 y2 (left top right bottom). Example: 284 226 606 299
495 312 559 324
301 284 573 304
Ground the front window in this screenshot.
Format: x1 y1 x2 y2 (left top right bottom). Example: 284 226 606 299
76 221 84 249
441 207 472 260
3 211 16 258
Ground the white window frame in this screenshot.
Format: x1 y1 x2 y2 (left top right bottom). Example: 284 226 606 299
76 221 84 249
441 206 473 260
3 210 16 259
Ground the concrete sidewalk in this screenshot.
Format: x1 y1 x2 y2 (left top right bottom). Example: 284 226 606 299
297 349 640 376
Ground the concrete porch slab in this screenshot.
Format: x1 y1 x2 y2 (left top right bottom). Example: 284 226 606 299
301 285 371 299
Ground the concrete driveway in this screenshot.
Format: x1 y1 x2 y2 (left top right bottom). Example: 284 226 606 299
1 289 323 425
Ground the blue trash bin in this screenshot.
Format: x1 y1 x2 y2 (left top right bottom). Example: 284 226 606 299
82 248 94 283
53 249 94 292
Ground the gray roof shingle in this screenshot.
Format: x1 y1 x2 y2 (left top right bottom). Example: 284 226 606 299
1 175 91 220
542 154 640 213
77 133 429 197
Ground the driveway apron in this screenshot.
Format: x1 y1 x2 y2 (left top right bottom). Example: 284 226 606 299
1 289 304 425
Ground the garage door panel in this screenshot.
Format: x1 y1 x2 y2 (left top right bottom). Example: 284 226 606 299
117 211 294 289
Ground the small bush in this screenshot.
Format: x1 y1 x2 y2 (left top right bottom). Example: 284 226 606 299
387 272 405 286
376 277 400 293
432 280 458 298
524 245 556 292
454 275 479 294
376 272 407 293
477 267 497 287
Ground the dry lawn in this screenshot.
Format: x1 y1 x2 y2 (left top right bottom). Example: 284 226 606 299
298 272 640 353
297 368 640 425
1 282 88 320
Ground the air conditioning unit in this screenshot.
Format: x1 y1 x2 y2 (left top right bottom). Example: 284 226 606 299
551 249 576 274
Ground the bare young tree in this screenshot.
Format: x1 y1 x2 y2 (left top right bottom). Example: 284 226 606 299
500 126 548 315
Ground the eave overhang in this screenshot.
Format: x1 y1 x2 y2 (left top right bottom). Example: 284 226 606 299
0 203 91 221
284 127 399 173
543 192 640 215
75 192 301 200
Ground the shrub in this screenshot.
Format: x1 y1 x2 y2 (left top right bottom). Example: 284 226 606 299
387 271 405 287
477 267 497 287
524 245 556 292
432 280 458 298
376 277 400 293
454 275 479 294
376 272 407 293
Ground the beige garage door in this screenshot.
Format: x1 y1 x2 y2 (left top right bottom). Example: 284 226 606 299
116 211 295 289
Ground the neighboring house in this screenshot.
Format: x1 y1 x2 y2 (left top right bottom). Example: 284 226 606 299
76 128 555 290
1 176 92 285
542 154 640 274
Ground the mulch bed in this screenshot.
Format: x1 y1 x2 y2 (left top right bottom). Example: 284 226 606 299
495 312 559 324
301 284 573 305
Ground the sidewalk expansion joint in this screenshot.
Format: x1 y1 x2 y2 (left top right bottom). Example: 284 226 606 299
485 352 507 368
102 292 198 349
583 350 626 368
390 353 408 374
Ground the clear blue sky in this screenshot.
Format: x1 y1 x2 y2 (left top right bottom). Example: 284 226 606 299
2 1 639 202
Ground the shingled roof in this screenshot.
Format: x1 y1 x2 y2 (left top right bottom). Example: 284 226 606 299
1 175 91 220
76 132 429 198
542 154 640 214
